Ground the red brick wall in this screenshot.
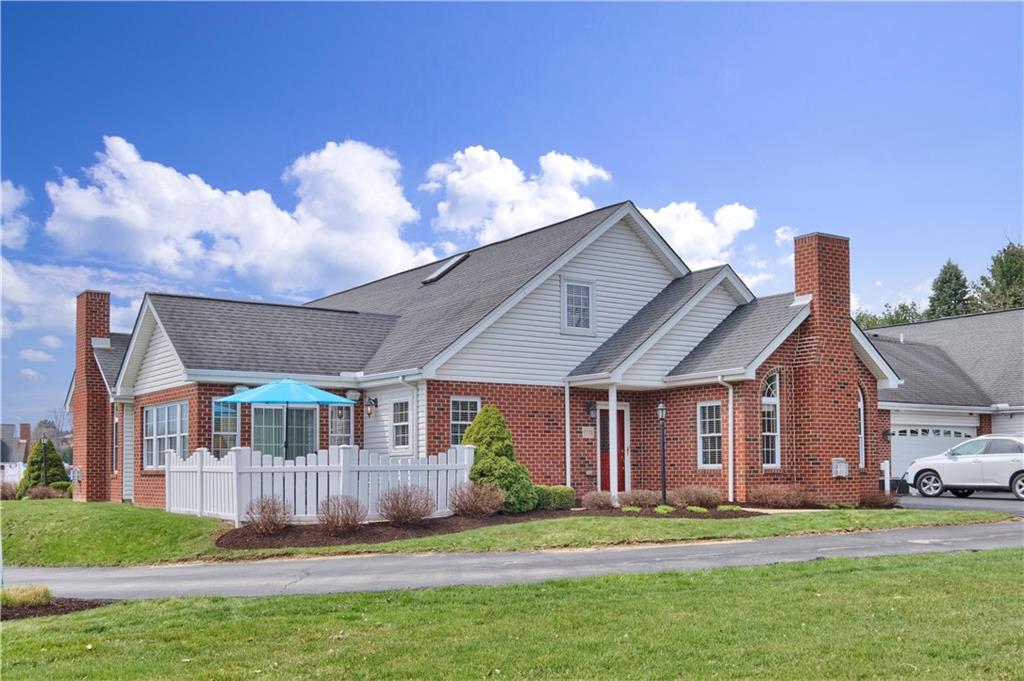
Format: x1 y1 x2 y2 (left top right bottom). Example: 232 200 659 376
978 413 992 435
72 291 112 502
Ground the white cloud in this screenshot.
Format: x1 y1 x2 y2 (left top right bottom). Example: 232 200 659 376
39 335 63 349
44 136 436 296
874 280 883 287
19 368 43 382
747 255 769 270
851 292 862 312
640 202 757 270
774 225 798 247
19 348 55 362
739 271 775 288
424 146 610 245
778 253 795 266
2 180 31 249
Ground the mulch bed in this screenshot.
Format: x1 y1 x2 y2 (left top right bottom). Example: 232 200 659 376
216 507 763 550
2 598 113 621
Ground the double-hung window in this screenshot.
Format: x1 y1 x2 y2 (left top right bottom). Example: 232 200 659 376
562 278 594 333
329 405 354 446
212 400 240 458
392 401 410 448
143 401 188 469
761 374 781 468
252 405 318 459
697 402 723 468
450 397 480 445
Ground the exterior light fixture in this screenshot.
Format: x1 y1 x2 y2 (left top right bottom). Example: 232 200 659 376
657 401 668 504
365 397 378 417
586 401 598 420
883 429 893 442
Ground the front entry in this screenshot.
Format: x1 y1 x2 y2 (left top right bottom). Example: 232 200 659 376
598 408 627 492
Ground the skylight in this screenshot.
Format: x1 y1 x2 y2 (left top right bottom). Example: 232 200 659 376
422 253 468 284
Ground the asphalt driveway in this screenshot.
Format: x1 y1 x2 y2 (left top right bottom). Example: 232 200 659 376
899 491 1024 516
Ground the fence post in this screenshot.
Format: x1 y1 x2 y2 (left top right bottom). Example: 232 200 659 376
232 447 243 528
196 448 205 518
165 450 172 512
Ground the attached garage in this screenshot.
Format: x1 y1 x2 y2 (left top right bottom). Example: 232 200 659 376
888 410 979 477
993 413 1024 437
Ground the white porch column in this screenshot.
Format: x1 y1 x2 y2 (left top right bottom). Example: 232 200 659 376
608 384 619 505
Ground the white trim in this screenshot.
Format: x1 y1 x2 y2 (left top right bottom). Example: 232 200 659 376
328 404 355 447
851 322 901 390
857 386 866 469
142 400 189 470
595 401 632 492
449 396 481 445
391 399 411 451
760 373 781 469
211 398 241 457
114 297 188 397
663 368 747 385
696 400 724 469
185 369 361 389
878 401 998 413
563 382 572 487
560 276 597 336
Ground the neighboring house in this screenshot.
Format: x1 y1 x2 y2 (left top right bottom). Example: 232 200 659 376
69 201 907 507
865 308 1024 480
1 423 32 464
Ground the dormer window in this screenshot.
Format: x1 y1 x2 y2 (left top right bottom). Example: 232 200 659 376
562 278 595 334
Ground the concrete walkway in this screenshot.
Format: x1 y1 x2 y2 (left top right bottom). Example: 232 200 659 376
6 521 1021 600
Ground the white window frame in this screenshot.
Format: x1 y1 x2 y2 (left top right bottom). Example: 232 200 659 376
111 404 119 474
142 401 188 470
561 277 596 335
251 404 319 459
391 400 410 449
329 404 354 447
857 387 866 469
697 401 723 469
450 397 481 445
761 374 781 469
211 399 240 458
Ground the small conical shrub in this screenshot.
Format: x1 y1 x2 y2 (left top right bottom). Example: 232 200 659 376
470 455 537 514
462 405 515 461
17 439 69 499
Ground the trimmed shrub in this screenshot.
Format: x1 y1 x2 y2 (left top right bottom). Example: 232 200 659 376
581 490 614 510
859 491 899 509
621 505 642 513
717 504 742 512
378 486 434 525
245 496 291 534
450 482 506 517
463 405 515 461
317 495 367 534
470 456 537 514
0 481 16 500
746 484 814 509
16 439 69 499
533 485 576 511
1 585 52 608
686 505 709 514
25 486 64 500
618 489 660 508
669 486 722 509
49 481 72 498
654 504 675 515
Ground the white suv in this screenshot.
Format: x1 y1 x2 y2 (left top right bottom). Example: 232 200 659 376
903 435 1024 500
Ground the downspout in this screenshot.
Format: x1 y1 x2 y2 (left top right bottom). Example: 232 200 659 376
563 382 572 487
398 375 418 457
717 376 735 502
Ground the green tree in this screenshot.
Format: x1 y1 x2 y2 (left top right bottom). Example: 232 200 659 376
974 241 1024 312
462 405 515 461
16 438 70 498
853 301 924 329
926 260 973 319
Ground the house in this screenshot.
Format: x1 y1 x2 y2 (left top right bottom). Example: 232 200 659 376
865 308 1024 482
1 423 32 464
69 201 908 507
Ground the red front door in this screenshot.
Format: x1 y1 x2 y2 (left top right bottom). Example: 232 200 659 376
599 408 626 492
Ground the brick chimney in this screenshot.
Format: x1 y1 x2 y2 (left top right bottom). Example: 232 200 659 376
18 423 32 461
72 291 112 501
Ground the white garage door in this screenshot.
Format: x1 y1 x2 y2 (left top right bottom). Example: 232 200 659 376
891 426 975 478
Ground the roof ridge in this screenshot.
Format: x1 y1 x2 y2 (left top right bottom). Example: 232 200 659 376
305 201 630 305
866 306 1024 331
146 291 370 315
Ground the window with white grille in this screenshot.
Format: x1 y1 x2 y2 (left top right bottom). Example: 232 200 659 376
698 402 723 468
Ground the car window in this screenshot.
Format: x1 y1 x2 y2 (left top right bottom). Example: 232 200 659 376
950 440 988 456
984 438 1024 454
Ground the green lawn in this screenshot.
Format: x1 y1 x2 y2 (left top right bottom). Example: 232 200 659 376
4 549 1022 679
0 499 1011 567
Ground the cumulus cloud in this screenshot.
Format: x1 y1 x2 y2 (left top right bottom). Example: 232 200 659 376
739 271 775 288
44 137 436 295
774 225 798 247
640 202 758 270
423 146 610 245
2 180 31 249
19 368 43 382
40 335 63 349
19 348 55 362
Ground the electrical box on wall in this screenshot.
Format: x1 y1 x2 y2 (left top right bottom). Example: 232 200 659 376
581 426 595 440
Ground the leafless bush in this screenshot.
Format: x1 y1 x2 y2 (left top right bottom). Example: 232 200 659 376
859 491 899 509
1 482 17 500
449 482 506 517
581 490 614 510
618 489 661 507
746 484 814 509
245 496 292 534
669 486 723 509
317 495 367 534
25 486 63 500
378 486 434 525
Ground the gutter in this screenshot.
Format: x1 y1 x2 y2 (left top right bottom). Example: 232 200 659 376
716 376 735 502
398 375 419 457
563 382 572 487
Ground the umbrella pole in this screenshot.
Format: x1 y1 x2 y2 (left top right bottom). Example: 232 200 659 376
283 402 289 459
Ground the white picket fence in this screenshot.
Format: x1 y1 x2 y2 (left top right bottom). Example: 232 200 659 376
165 445 475 527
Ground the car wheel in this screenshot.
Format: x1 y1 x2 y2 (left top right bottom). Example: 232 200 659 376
950 489 974 498
1012 473 1024 502
916 471 944 497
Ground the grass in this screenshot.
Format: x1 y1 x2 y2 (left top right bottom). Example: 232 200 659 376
3 549 1022 679
1 499 1012 567
1 585 52 608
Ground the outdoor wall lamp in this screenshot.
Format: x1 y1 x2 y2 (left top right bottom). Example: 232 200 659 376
585 401 597 420
883 429 893 442
656 402 668 504
364 397 378 417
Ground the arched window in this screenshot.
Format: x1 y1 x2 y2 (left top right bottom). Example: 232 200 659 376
761 373 780 468
857 387 866 468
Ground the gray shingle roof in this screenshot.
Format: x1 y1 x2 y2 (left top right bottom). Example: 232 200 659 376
148 294 398 375
93 333 131 389
309 203 628 374
870 337 990 406
668 293 809 377
570 267 726 377
868 308 1024 406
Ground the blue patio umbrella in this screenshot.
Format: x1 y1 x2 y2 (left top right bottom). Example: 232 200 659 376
216 379 356 457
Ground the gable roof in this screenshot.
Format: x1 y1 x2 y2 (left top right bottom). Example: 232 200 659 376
569 266 728 377
146 294 399 376
668 293 811 379
870 336 991 407
93 333 131 390
868 308 1024 406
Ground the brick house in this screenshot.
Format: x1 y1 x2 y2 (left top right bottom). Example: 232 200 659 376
69 201 912 507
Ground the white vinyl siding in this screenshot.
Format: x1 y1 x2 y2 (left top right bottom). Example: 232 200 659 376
134 322 187 394
435 218 676 384
363 383 423 454
121 408 134 500
992 413 1024 437
621 284 740 386
889 410 980 429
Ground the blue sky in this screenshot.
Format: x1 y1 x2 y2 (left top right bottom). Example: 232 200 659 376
2 2 1021 424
